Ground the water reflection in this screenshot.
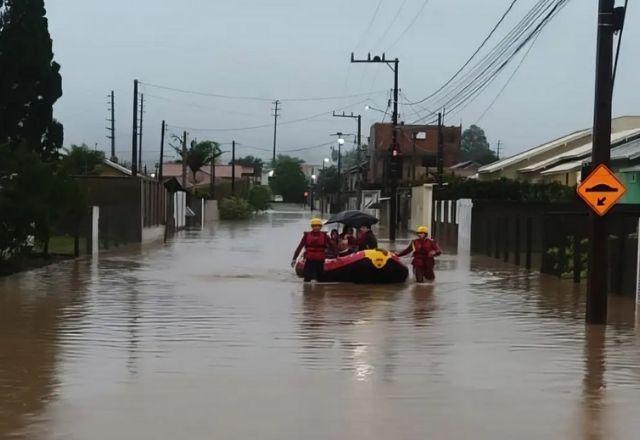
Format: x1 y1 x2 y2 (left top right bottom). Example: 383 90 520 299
0 211 639 439
581 326 607 440
0 260 88 437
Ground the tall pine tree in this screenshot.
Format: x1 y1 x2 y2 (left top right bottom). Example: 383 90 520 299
0 0 63 160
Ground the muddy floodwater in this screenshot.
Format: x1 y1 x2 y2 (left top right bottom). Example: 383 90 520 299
1 207 640 439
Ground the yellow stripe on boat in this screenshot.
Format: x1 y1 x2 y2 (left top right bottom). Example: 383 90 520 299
364 249 390 269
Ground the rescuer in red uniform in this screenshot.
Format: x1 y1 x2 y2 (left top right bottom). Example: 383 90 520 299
291 218 335 282
396 226 442 282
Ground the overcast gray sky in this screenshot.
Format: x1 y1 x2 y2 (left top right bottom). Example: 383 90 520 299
46 0 639 167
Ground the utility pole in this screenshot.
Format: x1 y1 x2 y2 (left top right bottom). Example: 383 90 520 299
586 0 624 325
412 131 417 181
332 111 362 157
131 79 139 176
351 52 399 241
231 140 236 195
330 132 345 211
158 120 166 181
181 131 187 189
437 112 444 187
138 93 144 172
496 140 502 160
214 152 216 200
107 90 116 162
333 111 363 209
272 100 280 165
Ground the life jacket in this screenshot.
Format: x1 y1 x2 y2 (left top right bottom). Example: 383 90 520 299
304 231 328 261
412 238 438 264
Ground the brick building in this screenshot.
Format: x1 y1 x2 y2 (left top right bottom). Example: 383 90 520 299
367 122 461 183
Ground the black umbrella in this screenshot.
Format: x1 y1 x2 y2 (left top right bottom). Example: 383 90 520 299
324 210 379 228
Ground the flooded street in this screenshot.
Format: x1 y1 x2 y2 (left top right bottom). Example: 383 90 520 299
1 207 640 439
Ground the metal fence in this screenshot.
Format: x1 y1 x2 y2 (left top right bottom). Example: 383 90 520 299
470 201 640 297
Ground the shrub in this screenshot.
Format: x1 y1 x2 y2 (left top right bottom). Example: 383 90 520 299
248 186 271 211
219 197 252 220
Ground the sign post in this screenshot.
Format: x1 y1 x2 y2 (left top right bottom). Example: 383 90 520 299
577 164 626 217
577 163 626 325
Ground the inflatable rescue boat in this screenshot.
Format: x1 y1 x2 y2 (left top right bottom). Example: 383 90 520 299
295 249 409 284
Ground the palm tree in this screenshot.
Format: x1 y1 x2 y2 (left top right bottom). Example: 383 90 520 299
173 139 221 185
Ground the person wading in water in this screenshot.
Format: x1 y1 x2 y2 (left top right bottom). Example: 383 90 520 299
291 218 336 282
396 226 441 282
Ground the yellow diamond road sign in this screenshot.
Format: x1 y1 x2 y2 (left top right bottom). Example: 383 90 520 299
577 164 626 216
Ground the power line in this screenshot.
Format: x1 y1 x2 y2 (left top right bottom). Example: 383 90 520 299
373 0 409 49
612 0 629 90
386 0 433 50
139 81 386 103
353 0 385 51
426 0 557 110
407 0 570 123
404 0 520 106
167 98 370 132
475 30 542 124
441 0 568 119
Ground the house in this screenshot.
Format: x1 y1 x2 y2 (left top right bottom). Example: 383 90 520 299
98 158 132 177
535 129 640 186
367 122 461 183
449 161 482 179
478 116 640 182
161 163 254 189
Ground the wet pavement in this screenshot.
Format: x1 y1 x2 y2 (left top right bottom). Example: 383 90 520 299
1 207 640 439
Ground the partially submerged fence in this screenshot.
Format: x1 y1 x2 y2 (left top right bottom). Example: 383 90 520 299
471 201 640 297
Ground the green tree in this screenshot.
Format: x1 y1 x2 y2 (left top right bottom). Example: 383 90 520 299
0 0 63 159
461 125 497 165
219 197 252 220
318 165 339 194
269 155 307 203
338 144 368 171
173 139 221 185
62 144 105 175
0 0 71 261
233 156 263 176
248 185 271 211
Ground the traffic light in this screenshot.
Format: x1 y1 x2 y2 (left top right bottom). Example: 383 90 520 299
390 154 402 179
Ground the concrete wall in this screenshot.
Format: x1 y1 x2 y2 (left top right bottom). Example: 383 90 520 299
456 199 473 254
174 191 186 230
142 226 165 243
620 171 640 203
410 184 434 232
204 200 219 223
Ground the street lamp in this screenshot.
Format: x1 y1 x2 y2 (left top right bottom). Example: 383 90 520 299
310 174 317 211
365 104 387 115
321 158 329 215
336 136 345 212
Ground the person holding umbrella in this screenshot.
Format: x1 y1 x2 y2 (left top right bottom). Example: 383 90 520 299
396 226 441 282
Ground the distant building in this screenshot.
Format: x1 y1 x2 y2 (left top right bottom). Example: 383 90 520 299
367 122 461 183
300 164 321 180
478 116 640 183
161 163 255 189
449 161 482 179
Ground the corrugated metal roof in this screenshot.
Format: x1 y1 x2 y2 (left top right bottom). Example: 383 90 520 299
619 164 640 173
517 128 640 174
540 159 584 175
517 144 591 173
611 137 640 161
478 128 590 174
103 158 132 176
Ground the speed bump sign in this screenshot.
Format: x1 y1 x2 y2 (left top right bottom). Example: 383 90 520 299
577 164 626 216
